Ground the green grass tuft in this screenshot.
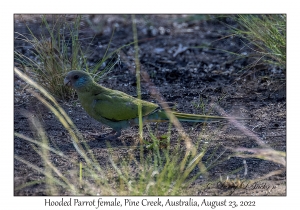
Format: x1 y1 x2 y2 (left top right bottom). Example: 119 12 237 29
233 14 286 69
14 15 120 100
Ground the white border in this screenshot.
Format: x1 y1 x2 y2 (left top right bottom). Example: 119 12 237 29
3 0 297 209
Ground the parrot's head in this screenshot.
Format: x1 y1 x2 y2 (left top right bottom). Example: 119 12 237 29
64 70 93 90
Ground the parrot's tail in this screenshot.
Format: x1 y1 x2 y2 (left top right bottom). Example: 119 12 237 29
144 110 245 123
172 112 231 122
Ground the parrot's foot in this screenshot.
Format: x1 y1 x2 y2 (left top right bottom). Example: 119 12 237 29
95 130 121 140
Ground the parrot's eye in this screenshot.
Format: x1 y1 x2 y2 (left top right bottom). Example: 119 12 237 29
74 75 79 80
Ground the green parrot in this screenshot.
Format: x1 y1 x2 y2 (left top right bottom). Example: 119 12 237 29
64 70 239 139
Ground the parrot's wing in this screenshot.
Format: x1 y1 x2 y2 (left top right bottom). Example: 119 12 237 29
92 89 159 121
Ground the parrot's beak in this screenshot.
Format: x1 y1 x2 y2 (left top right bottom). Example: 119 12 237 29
64 78 71 86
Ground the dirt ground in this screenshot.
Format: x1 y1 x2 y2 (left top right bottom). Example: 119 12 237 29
14 15 286 196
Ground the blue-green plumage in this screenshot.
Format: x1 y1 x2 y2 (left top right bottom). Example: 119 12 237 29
64 70 241 139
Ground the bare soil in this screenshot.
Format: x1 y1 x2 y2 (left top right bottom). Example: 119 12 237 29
14 15 286 196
